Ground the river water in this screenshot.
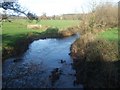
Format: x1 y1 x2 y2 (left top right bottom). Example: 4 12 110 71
2 34 83 88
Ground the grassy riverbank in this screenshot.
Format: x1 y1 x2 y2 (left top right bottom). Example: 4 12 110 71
70 28 119 88
97 28 118 42
2 19 80 60
3 19 79 46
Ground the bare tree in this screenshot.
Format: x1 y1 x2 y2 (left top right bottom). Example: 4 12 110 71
79 1 118 35
95 2 118 28
1 10 11 22
0 1 39 21
27 12 39 21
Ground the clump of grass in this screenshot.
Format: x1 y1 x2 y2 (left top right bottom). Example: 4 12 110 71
59 26 78 37
97 28 118 42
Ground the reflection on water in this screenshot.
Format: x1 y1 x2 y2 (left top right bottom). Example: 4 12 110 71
2 34 83 88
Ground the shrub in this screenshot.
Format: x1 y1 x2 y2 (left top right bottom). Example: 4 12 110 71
70 34 119 88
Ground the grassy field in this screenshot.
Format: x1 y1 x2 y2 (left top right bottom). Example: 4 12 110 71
97 28 118 42
2 19 80 60
3 19 80 34
2 19 80 46
39 20 80 29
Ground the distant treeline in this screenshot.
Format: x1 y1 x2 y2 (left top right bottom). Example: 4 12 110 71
3 13 84 20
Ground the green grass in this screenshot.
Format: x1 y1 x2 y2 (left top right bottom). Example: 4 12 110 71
97 28 118 42
39 20 80 29
2 19 80 59
3 19 80 34
2 19 80 47
96 27 119 60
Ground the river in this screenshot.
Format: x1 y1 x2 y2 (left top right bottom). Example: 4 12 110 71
2 34 83 88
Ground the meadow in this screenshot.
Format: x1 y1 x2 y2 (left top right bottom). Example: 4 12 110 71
2 19 80 60
97 28 118 42
3 19 79 45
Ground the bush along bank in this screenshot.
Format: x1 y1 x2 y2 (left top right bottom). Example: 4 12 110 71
70 31 119 88
69 2 119 87
2 26 78 61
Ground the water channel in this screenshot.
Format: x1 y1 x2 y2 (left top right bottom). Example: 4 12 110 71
2 34 83 88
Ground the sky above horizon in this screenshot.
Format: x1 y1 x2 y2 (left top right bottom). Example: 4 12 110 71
18 0 119 16
0 0 119 16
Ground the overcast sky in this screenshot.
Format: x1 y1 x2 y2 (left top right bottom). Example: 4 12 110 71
0 0 119 16
18 0 119 16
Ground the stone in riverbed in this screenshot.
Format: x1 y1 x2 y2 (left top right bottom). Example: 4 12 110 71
13 58 22 62
49 68 62 86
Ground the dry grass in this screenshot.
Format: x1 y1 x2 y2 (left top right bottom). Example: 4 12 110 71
27 24 50 30
70 2 118 88
70 33 119 88
59 26 78 37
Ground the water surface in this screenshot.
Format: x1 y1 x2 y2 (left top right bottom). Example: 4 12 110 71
3 34 83 88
